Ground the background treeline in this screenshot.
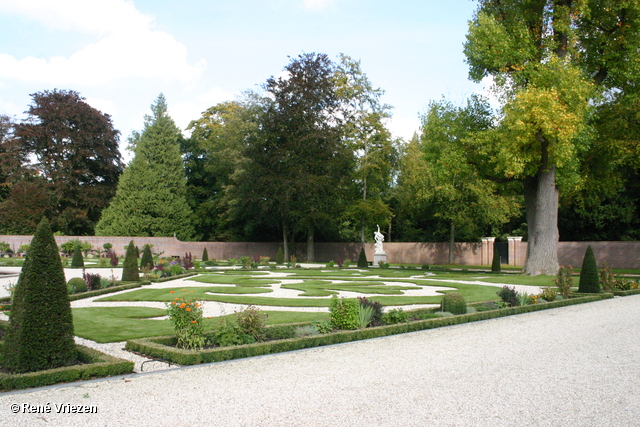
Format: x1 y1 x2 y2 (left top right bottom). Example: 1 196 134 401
1 53 639 247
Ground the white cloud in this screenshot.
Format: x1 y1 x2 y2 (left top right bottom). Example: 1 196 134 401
0 0 204 85
387 116 420 142
171 87 237 133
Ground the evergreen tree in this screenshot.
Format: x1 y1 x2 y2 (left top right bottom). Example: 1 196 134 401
140 244 154 271
275 247 284 265
121 240 140 282
70 243 84 268
95 94 194 240
1 218 76 373
491 248 501 273
578 246 600 293
202 247 208 262
357 247 368 268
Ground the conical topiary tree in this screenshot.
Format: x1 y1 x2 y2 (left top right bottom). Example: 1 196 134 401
1 218 76 373
121 240 140 282
491 248 501 273
578 245 600 293
202 247 209 262
140 244 154 271
71 243 84 268
275 247 284 265
357 247 368 268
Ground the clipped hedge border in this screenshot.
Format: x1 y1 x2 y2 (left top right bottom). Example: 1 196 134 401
612 288 640 296
68 282 149 301
0 345 134 391
126 294 611 366
149 272 198 283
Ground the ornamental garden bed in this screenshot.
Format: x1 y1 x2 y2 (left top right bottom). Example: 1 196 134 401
125 293 611 366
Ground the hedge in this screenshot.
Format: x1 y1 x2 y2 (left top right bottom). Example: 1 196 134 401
0 345 134 391
125 294 611 366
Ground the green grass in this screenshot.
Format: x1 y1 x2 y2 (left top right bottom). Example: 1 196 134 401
72 306 329 342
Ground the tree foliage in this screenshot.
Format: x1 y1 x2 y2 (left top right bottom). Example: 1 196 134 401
12 90 123 235
96 94 194 240
1 218 76 373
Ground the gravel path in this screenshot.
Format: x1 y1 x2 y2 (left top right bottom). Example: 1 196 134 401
1 295 638 426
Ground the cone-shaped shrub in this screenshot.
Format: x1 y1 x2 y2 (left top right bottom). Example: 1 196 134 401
1 218 76 373
140 244 154 271
491 248 501 273
70 243 84 268
121 240 140 282
578 245 600 293
357 247 368 268
202 247 209 262
275 247 284 265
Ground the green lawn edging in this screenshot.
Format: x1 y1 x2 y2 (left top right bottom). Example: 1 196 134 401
0 345 134 392
125 294 610 366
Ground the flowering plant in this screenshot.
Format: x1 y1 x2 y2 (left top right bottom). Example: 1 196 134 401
166 290 205 350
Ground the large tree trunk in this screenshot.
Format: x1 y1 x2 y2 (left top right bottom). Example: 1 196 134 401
523 166 560 276
307 228 314 262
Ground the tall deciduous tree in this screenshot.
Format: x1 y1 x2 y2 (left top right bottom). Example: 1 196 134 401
95 94 194 240
463 0 640 275
13 90 123 235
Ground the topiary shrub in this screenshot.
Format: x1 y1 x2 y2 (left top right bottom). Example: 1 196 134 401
202 247 209 262
140 244 154 271
121 241 140 282
1 218 76 373
67 277 87 294
70 243 84 268
357 247 368 268
491 248 501 273
275 247 284 265
441 292 467 315
578 246 600 293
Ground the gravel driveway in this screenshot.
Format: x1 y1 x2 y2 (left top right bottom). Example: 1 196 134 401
1 294 638 426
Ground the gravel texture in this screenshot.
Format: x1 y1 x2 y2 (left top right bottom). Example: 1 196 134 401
1 295 638 426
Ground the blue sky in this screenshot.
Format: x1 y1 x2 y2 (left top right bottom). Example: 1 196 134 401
0 0 487 159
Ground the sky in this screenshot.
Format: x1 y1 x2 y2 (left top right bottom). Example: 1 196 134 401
0 0 487 161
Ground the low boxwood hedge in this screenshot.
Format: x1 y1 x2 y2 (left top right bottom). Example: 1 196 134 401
0 345 134 391
67 282 147 301
126 294 611 366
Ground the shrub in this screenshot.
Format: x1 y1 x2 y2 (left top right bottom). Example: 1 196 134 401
107 250 119 267
539 286 558 302
70 244 84 268
382 308 408 325
202 247 209 262
67 277 87 294
599 263 616 292
491 249 501 273
357 247 368 268
83 272 101 291
497 285 519 307
207 318 254 347
329 295 360 330
235 305 267 341
140 245 154 271
441 292 467 315
579 246 600 293
554 266 574 298
358 305 374 328
422 264 430 270
1 218 76 373
343 259 351 268
121 241 140 282
265 325 296 340
166 291 204 350
275 247 284 265
181 252 194 270
358 296 384 326
294 325 319 338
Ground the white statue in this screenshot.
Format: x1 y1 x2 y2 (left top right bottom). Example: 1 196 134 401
374 224 385 254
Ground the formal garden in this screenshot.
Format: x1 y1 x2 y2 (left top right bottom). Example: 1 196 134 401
1 224 639 392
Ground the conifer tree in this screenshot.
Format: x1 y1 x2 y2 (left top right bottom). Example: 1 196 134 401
1 218 76 373
578 246 600 293
95 94 194 240
70 243 84 268
491 249 501 273
357 247 368 268
121 240 140 282
140 244 154 271
202 247 208 262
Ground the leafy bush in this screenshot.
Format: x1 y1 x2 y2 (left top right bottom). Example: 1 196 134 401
265 325 296 340
554 266 574 298
539 286 558 302
166 291 204 350
294 325 319 338
441 292 467 315
181 252 194 270
67 277 87 294
207 318 254 347
382 308 408 325
343 259 351 268
357 247 368 268
358 305 374 329
235 305 267 341
497 285 519 307
358 297 384 327
70 244 84 268
82 272 101 291
326 260 335 268
579 246 600 293
59 239 92 256
422 264 430 270
107 250 119 267
329 295 360 330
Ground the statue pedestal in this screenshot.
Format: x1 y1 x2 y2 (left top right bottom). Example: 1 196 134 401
373 253 387 267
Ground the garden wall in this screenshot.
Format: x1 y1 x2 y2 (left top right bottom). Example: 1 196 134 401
1 235 638 268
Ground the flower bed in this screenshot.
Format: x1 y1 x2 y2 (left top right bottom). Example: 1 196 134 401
125 294 611 366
